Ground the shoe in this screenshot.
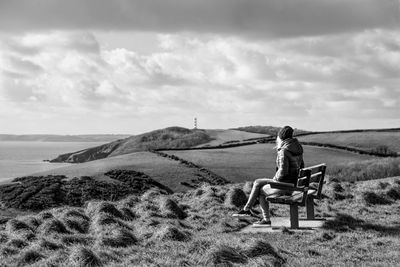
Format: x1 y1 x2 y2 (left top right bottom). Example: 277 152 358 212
252 219 272 227
232 209 256 217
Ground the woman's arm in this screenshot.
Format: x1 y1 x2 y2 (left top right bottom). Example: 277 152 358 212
273 150 289 181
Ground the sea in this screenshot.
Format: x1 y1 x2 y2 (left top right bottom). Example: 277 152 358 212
0 141 105 183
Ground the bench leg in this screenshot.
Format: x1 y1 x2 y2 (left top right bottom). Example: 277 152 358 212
306 197 315 220
290 205 299 229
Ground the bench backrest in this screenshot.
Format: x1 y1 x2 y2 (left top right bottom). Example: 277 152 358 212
298 163 327 199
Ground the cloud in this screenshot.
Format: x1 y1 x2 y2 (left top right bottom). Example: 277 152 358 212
0 29 399 133
0 0 398 38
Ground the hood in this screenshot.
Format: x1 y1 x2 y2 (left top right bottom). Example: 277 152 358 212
280 138 303 156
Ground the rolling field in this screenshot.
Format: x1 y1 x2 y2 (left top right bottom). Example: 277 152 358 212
32 152 207 192
163 143 376 183
298 131 400 153
196 129 269 147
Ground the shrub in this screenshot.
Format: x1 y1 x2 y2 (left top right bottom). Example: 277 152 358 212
160 198 187 219
69 246 103 267
225 188 248 208
205 245 247 266
18 250 44 265
362 191 393 205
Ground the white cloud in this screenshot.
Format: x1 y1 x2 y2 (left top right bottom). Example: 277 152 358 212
0 29 399 133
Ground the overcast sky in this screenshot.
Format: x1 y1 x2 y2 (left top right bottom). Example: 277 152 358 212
0 0 399 134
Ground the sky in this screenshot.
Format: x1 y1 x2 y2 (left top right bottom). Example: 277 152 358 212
0 0 399 134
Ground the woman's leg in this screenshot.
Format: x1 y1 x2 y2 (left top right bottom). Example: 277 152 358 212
243 178 274 211
259 185 285 220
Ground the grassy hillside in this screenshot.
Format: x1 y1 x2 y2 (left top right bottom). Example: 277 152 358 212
163 143 376 183
0 176 399 266
298 131 400 155
34 152 228 193
50 127 213 163
195 129 269 147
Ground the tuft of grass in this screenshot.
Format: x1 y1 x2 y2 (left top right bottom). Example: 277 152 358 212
160 198 187 219
362 191 393 205
64 217 90 233
38 211 54 220
120 207 137 220
204 244 248 266
7 238 28 248
154 225 191 242
0 233 9 244
6 219 32 234
94 213 119 226
61 235 91 246
225 187 248 208
386 186 400 200
69 246 103 267
120 195 140 208
86 202 124 219
40 219 70 235
245 240 284 262
25 216 42 230
64 209 90 221
1 247 18 256
38 238 64 250
18 249 45 265
100 228 138 248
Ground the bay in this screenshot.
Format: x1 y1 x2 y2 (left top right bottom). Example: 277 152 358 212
0 141 106 182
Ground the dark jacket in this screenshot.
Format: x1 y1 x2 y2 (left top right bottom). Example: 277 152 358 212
273 138 304 184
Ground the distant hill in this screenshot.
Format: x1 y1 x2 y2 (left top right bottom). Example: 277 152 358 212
50 127 271 163
0 134 131 142
50 127 213 163
233 126 310 136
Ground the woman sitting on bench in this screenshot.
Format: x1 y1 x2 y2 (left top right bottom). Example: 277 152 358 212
233 126 305 226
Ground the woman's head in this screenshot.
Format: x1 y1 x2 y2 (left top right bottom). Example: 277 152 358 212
278 126 294 140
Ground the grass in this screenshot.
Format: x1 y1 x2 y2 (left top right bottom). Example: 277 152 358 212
298 131 400 154
164 143 376 183
327 158 400 182
0 176 399 266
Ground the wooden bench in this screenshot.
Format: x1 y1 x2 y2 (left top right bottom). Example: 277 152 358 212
267 163 327 229
303 164 327 219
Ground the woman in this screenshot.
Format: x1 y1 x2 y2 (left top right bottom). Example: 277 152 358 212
233 126 304 226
